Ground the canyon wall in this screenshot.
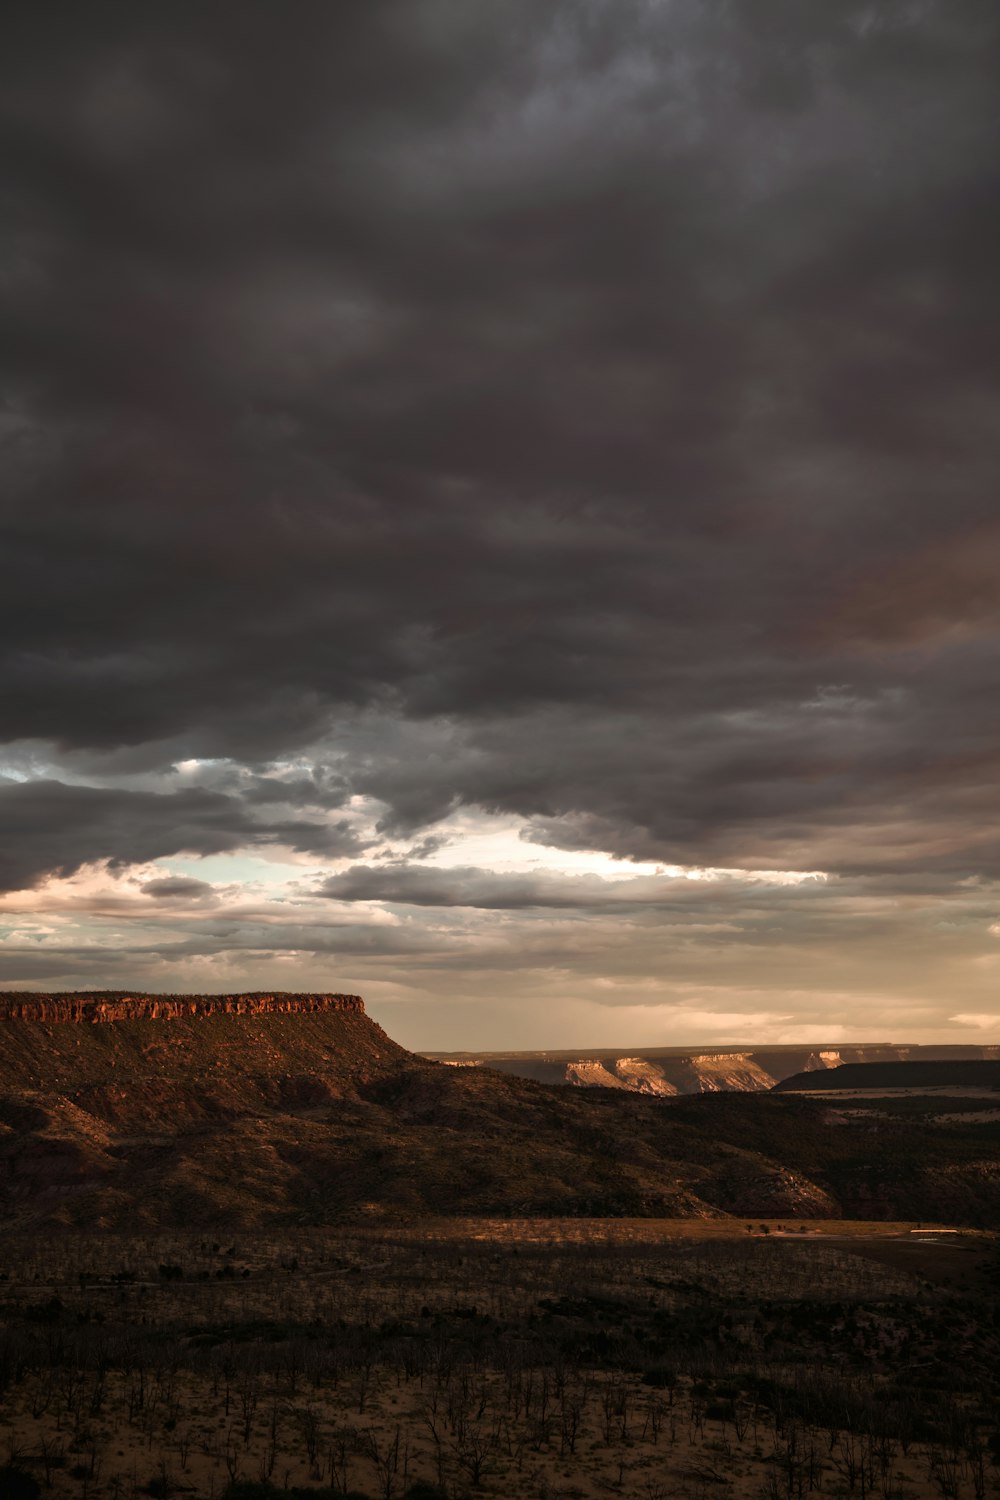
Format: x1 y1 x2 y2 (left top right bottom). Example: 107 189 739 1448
427 1042 1000 1095
0 991 366 1024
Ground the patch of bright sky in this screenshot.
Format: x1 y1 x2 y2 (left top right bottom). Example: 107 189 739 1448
423 812 669 877
1 751 827 895
132 766 830 890
157 802 828 890
420 809 826 885
158 853 311 888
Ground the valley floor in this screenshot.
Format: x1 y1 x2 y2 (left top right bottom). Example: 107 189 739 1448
0 1221 997 1499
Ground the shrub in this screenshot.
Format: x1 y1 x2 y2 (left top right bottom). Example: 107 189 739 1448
0 1467 41 1500
706 1400 737 1422
24 1297 63 1324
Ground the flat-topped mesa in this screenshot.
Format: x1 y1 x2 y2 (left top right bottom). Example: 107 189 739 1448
0 991 366 1024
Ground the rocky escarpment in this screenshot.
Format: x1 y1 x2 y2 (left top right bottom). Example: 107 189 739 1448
0 991 365 1024
426 1043 1000 1095
558 1053 776 1094
0 991 405 1133
612 1057 680 1095
426 1047 853 1093
678 1053 778 1092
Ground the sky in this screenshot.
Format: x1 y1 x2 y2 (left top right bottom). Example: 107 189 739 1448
1 1 999 1050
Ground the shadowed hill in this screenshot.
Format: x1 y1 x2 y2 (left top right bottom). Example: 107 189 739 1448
775 1059 1000 1092
1 994 999 1230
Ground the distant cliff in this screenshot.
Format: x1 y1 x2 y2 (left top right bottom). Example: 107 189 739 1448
0 991 366 1024
425 1043 1000 1095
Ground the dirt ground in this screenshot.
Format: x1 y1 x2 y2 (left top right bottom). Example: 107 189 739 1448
0 1362 979 1500
0 1220 996 1499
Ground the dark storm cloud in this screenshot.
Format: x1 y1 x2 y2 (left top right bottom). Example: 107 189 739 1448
1 0 999 885
0 779 365 892
141 875 216 902
0 951 102 983
320 860 823 910
318 862 671 909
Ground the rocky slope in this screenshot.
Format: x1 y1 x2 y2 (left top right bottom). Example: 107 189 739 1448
427 1043 1000 1094
0 994 998 1230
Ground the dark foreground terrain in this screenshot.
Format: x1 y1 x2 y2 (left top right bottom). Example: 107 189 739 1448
0 1222 998 1500
2 996 1000 1498
3 994 1000 1229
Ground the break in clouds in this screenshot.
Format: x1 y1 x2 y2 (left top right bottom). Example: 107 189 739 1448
1 1 999 1046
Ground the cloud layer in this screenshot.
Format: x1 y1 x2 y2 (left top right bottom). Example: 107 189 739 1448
1 2 998 1042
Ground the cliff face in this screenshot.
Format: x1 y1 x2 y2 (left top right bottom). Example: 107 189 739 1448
0 991 403 1132
425 1042 1000 1095
0 991 366 1024
556 1053 775 1093
679 1053 779 1092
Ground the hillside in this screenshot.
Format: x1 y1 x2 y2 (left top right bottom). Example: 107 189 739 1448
1 994 999 1230
0 992 828 1229
424 1043 1000 1094
775 1058 1000 1092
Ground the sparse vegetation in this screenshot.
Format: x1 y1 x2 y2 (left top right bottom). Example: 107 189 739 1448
0 1224 997 1498
1 1005 999 1495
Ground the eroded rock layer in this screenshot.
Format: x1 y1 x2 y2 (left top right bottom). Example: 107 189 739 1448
424 1043 1000 1094
0 991 365 1024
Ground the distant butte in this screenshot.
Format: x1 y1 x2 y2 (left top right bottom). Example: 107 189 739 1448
0 991 366 1024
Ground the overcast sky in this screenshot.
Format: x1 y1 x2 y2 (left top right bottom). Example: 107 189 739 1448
2 1 999 1048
